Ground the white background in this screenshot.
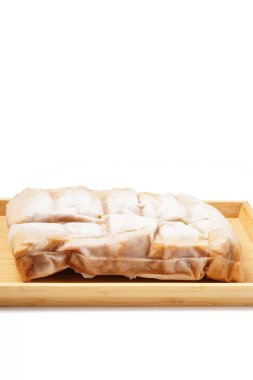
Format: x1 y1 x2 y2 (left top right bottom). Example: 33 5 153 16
0 1 253 379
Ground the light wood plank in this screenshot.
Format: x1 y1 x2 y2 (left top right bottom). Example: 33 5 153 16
0 200 253 306
207 201 242 217
239 202 253 242
0 199 6 216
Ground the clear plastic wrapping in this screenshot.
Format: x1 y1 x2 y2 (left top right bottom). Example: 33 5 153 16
7 187 244 282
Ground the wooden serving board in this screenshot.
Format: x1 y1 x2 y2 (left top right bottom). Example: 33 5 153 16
1 199 253 307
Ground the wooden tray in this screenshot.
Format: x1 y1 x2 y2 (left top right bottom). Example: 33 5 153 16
1 199 253 307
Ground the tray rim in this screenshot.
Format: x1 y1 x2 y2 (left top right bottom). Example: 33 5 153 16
0 198 246 216
0 199 253 306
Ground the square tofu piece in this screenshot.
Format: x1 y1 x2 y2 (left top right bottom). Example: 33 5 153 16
139 193 187 220
104 188 140 215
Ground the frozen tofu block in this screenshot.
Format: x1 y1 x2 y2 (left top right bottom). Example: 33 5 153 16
7 187 244 282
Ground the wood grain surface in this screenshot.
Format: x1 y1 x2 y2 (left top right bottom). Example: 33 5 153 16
0 199 253 306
